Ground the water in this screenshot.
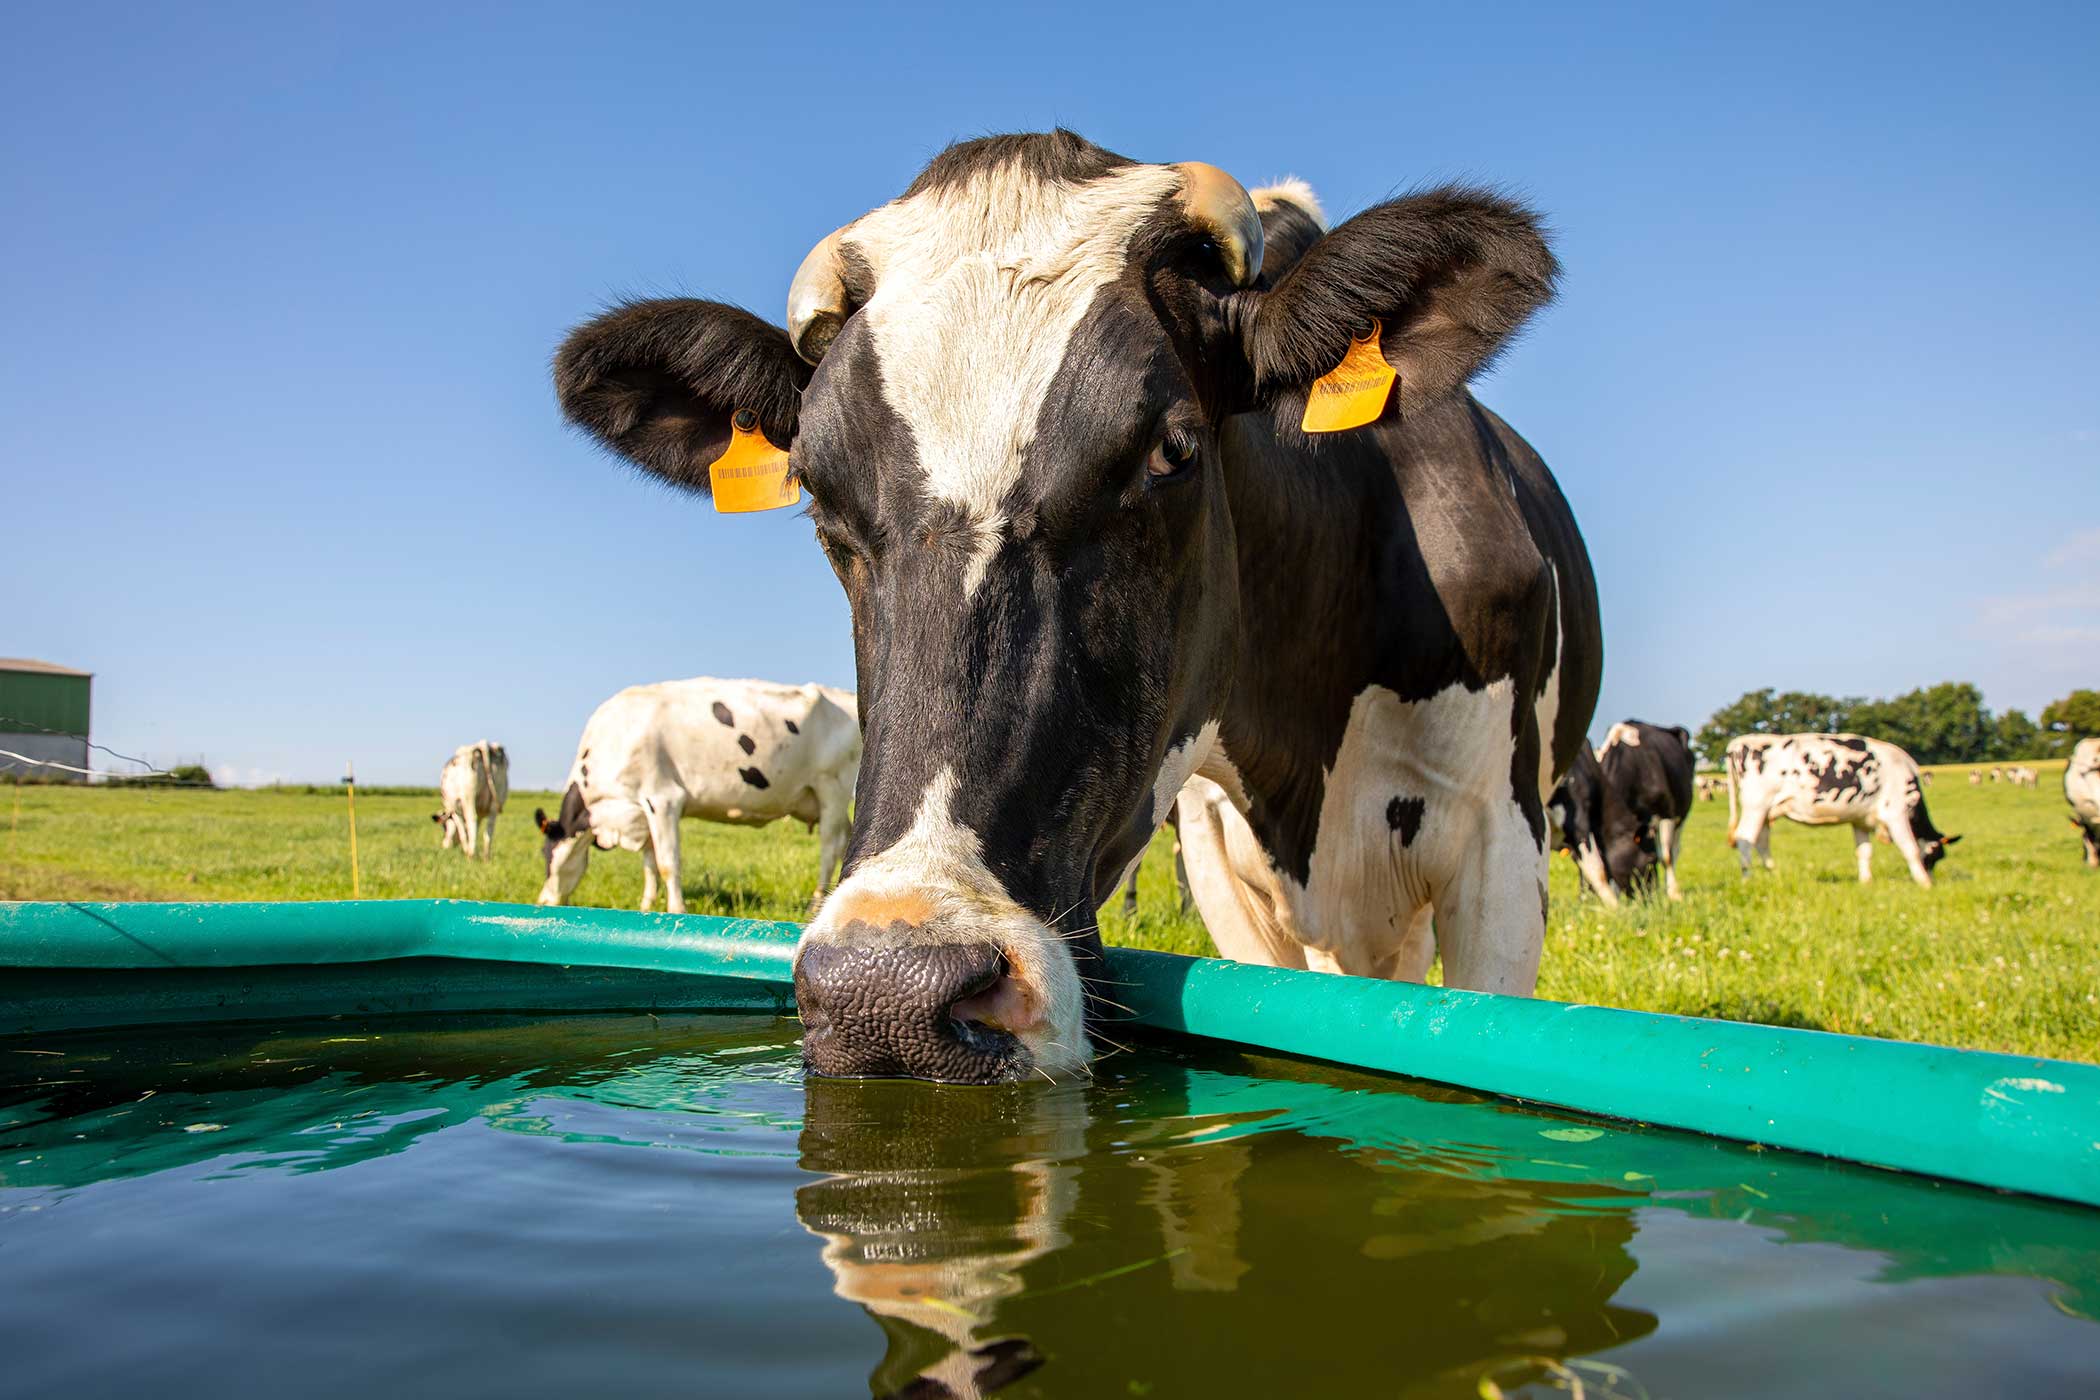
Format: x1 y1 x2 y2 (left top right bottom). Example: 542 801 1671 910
4 1013 2098 1399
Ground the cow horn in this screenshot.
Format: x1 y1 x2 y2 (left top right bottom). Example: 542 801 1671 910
786 227 854 365
1173 162 1265 288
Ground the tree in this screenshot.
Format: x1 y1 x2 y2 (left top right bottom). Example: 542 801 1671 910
1849 682 1991 765
1988 708 2039 760
2039 689 2100 758
1693 689 1852 767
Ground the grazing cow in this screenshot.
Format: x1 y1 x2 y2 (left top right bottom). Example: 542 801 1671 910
534 679 860 911
1597 720 1696 900
1725 733 1959 888
1918 769 1934 786
431 741 507 859
1694 774 1723 801
1969 770 1985 786
1990 767 2004 783
554 130 1600 1083
1546 742 1646 908
2066 737 2100 868
2007 765 2039 788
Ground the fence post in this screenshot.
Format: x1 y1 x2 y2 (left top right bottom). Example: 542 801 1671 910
344 760 360 899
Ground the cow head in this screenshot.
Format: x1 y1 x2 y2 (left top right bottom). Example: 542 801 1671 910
555 131 1556 1083
533 783 593 903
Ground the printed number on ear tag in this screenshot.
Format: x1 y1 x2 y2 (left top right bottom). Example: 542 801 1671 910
1300 319 1397 434
708 409 801 514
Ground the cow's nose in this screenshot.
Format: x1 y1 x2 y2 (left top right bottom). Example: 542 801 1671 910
794 938 1026 1083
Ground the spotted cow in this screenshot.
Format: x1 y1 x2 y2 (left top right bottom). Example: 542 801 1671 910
1546 742 1646 908
535 678 860 911
1725 733 1959 888
431 740 508 859
2065 737 2100 868
1597 720 1696 900
554 131 1600 1082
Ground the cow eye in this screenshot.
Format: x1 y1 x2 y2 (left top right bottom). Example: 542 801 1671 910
1146 428 1200 481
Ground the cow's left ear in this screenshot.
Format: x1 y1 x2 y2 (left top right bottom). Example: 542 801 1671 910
1238 187 1558 417
554 299 811 495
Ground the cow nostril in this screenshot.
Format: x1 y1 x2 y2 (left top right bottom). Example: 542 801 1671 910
951 949 1041 1035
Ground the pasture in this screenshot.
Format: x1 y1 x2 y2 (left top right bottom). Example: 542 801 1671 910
5 761 2095 1062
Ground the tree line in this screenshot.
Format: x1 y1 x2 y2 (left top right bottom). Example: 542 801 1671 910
1692 685 2100 768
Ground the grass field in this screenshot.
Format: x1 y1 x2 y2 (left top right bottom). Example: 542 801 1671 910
5 764 2096 1061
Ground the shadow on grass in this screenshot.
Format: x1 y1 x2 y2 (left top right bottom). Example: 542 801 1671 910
677 869 811 921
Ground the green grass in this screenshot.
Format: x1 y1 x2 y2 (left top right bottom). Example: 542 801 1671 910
4 764 2096 1061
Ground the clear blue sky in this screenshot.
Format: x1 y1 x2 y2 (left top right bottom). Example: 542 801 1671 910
4 2 2094 787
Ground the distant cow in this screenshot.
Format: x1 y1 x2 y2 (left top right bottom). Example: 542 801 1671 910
1597 720 1696 900
1726 733 1959 888
1990 767 2004 783
535 678 861 912
2066 738 2100 868
1546 742 1649 907
1694 774 1723 801
2007 765 2039 788
432 741 508 859
1969 770 1984 786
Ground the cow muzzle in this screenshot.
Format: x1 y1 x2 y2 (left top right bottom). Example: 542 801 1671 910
793 897 1091 1084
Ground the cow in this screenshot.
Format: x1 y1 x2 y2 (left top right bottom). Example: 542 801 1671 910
1597 720 1696 900
431 741 507 859
554 130 1600 1083
2007 765 2039 788
534 678 860 912
1694 774 1723 801
1969 770 1985 786
2066 737 2100 868
1990 766 2004 783
1725 733 1959 888
1546 742 1646 908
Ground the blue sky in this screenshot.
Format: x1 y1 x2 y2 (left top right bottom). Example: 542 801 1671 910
4 2 2094 786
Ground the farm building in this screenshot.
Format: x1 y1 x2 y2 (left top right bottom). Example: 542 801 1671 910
0 657 93 781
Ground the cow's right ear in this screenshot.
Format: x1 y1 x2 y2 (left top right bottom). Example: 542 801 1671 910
534 807 550 833
553 299 811 495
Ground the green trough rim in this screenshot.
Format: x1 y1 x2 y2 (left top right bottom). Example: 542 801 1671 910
3 897 2097 1208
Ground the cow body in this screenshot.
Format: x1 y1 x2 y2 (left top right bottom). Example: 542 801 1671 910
433 741 507 859
534 678 859 912
1725 733 1958 887
2066 737 2100 867
1546 742 1644 907
1596 720 1695 900
555 131 1597 1082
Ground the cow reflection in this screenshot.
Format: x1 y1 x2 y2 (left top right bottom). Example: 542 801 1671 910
797 1078 1085 1398
797 1062 1658 1398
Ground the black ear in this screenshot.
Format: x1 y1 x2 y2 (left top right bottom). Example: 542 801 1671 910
431 812 443 824
1943 833 1963 846
554 299 811 494
534 807 549 832
1242 186 1558 415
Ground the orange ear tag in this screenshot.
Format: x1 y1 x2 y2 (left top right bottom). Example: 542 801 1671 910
707 410 801 514
1300 320 1397 434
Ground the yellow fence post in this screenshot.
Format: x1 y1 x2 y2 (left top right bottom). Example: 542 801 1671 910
344 760 360 899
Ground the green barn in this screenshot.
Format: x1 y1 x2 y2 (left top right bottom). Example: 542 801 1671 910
0 658 93 782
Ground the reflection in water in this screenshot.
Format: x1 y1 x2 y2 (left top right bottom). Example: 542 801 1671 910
796 1060 1659 1399
5 1016 2100 1399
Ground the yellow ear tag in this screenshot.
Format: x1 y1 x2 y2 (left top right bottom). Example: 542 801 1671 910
1300 320 1397 434
708 410 800 514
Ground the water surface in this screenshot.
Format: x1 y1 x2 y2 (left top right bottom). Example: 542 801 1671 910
4 1013 2097 1398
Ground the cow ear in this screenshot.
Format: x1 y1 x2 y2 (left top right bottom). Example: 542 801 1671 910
1943 833 1963 846
554 299 811 494
1240 187 1558 417
534 807 549 832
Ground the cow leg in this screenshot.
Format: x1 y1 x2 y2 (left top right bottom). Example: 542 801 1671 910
1572 838 1620 907
1851 823 1875 883
643 794 685 914
1433 809 1548 996
480 812 497 860
1656 816 1682 900
1173 840 1191 912
460 805 481 862
1175 779 1310 970
1121 863 1141 918
1733 804 1767 876
639 842 659 911
2085 826 2100 868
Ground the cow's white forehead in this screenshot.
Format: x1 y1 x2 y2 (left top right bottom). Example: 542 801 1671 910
843 161 1183 591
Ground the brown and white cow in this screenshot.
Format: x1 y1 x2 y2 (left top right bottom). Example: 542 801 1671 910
2066 737 2100 868
1726 733 1959 888
555 131 1600 1082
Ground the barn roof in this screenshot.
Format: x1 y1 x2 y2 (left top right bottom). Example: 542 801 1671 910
0 657 92 677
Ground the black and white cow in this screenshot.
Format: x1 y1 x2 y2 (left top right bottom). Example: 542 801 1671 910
2066 737 2100 868
1546 742 1647 908
1596 720 1696 900
431 740 508 859
535 678 861 911
1725 733 1959 888
554 131 1601 1083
